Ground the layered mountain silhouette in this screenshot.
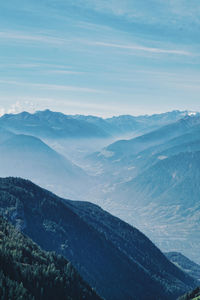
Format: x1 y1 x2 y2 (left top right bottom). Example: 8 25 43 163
0 109 200 298
0 109 189 139
0 110 109 139
0 127 14 143
85 114 200 264
90 114 200 167
0 134 90 199
0 109 191 170
0 177 197 300
109 148 200 263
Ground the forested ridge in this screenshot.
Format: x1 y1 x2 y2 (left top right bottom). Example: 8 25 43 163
0 177 198 300
178 287 200 300
0 216 101 300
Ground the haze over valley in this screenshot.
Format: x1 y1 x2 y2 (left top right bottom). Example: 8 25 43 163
0 109 200 267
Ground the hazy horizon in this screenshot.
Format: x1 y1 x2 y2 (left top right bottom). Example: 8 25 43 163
0 107 199 119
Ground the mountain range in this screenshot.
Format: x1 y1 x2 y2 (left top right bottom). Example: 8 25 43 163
0 109 200 289
85 113 200 264
0 109 189 140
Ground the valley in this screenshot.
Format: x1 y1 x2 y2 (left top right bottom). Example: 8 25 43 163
0 109 200 299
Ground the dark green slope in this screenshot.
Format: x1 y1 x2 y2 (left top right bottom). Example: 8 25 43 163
178 287 200 300
0 177 197 300
0 216 101 300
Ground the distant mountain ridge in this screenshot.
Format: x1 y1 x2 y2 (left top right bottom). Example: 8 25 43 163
165 252 200 281
0 109 192 139
1 108 200 288
92 113 200 163
0 177 197 300
0 133 90 199
85 113 200 264
108 145 200 264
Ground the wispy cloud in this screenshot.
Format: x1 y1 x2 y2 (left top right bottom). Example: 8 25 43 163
0 30 192 58
94 41 191 56
0 63 75 70
0 80 105 94
47 70 84 75
7 100 36 114
1 63 41 69
75 0 200 26
0 100 37 116
0 31 70 46
0 96 127 117
0 63 83 76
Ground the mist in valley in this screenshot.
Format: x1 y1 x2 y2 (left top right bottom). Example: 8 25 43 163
1 109 200 265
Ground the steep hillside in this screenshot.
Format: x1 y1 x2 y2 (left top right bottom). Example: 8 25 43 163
0 127 14 143
166 252 200 281
120 150 200 207
0 134 90 199
178 287 200 300
85 114 200 188
0 216 101 300
103 150 200 264
83 115 200 265
91 114 200 165
0 177 197 300
129 124 200 174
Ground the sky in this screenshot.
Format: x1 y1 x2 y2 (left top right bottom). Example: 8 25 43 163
0 0 200 117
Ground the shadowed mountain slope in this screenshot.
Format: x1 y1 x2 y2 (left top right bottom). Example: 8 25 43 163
91 114 200 165
166 252 200 282
0 134 90 199
107 150 200 262
84 115 200 264
0 216 101 300
0 177 197 300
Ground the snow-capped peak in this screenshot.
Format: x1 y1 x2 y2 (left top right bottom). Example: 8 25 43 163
187 111 198 116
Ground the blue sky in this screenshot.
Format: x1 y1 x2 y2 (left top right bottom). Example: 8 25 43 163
0 0 200 116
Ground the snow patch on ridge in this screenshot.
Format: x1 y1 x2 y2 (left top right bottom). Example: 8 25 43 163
187 111 197 116
158 155 168 160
